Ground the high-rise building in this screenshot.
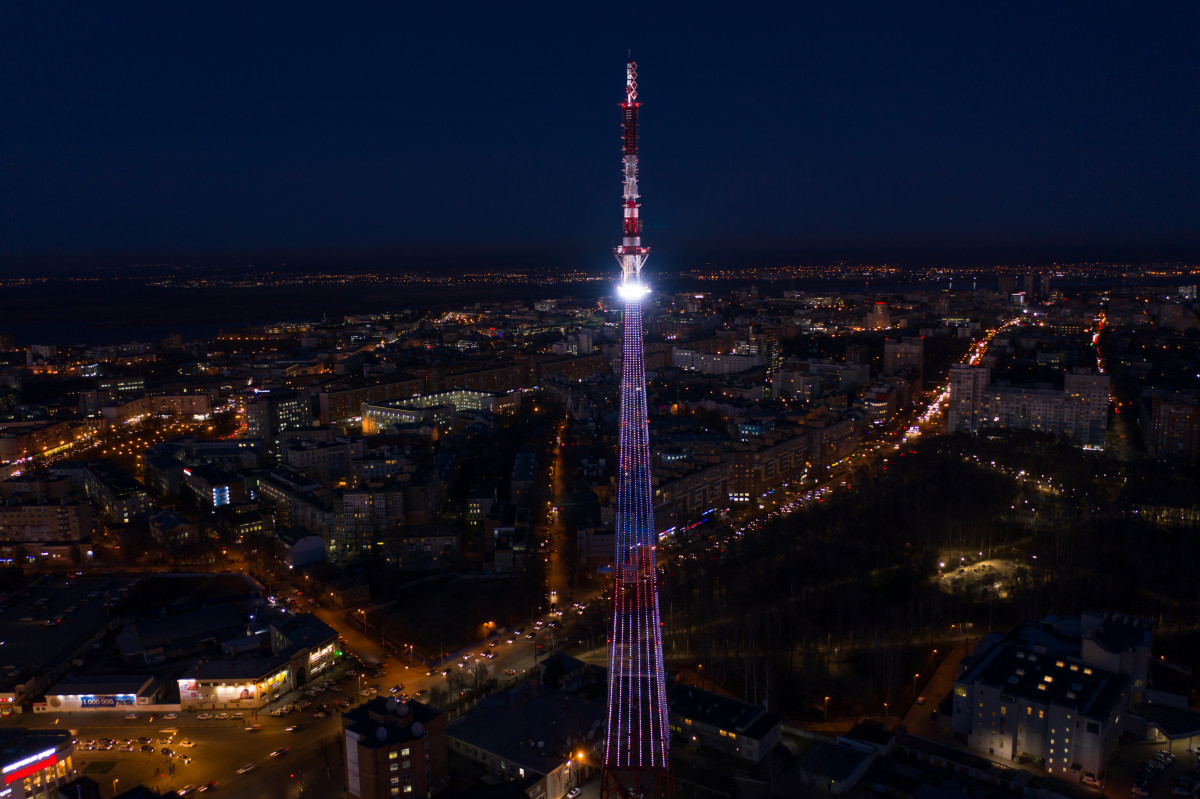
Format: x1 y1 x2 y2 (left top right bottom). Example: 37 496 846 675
342 697 448 799
246 390 312 443
883 337 924 377
603 58 674 799
1144 390 1200 463
947 364 991 434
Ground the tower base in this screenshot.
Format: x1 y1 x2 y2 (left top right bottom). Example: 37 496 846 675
600 766 675 799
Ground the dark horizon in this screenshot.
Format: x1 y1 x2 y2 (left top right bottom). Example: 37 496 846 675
3 4 1199 274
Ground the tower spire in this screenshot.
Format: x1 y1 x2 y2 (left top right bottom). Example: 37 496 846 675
615 57 649 284
602 56 675 799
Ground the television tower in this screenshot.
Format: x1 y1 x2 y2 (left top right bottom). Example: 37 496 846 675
601 57 674 799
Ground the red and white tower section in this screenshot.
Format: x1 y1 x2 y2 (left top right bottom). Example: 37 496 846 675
602 57 674 799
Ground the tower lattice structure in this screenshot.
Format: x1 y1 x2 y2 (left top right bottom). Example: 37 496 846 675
601 57 674 799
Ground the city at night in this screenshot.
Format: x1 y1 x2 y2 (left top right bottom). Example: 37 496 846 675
1 6 1199 799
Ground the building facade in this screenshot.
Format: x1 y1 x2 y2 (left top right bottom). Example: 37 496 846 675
343 697 448 799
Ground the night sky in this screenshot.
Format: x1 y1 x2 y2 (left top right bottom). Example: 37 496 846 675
3 3 1199 274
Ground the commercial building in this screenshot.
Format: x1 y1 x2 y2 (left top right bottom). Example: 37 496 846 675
176 613 338 711
361 390 519 436
0 729 75 799
43 675 162 713
318 377 426 425
343 697 448 799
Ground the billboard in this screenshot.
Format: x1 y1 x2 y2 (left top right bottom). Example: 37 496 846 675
80 696 135 707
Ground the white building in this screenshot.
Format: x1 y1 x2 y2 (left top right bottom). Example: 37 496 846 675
951 612 1150 784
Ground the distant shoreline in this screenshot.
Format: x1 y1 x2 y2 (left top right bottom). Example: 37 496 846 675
0 273 1187 346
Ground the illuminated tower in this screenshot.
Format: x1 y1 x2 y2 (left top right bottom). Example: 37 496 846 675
602 57 674 799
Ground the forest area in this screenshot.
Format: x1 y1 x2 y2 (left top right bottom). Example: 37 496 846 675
652 430 1200 720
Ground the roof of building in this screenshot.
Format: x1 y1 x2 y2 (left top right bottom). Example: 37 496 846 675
958 640 1129 721
798 740 871 783
0 728 72 768
148 510 191 529
1132 703 1200 739
123 602 246 652
1083 610 1153 654
447 683 605 777
178 652 291 681
1148 660 1192 698
343 696 443 748
666 683 781 741
272 613 337 651
276 526 324 548
48 674 154 697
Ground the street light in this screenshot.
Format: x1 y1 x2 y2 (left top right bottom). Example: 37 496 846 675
824 696 830 722
913 673 919 698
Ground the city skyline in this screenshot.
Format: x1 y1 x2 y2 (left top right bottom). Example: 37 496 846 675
3 4 1200 274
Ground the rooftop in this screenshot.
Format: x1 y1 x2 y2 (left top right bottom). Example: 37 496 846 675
667 683 781 741
447 683 605 777
959 640 1129 721
343 696 443 748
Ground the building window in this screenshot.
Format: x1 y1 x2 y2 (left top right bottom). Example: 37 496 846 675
389 751 398 760
401 747 411 756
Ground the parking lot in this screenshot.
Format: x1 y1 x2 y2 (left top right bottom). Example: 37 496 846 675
1101 740 1200 799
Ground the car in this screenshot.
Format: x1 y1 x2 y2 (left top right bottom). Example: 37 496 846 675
161 747 172 756
140 744 154 752
313 711 328 719
916 696 926 705
164 712 177 720
179 740 196 748
197 782 219 794
197 712 212 720
270 747 289 758
236 763 255 774
504 669 517 676
124 713 138 721
156 738 170 745
1172 787 1192 797
243 725 262 732
215 712 229 720
119 745 135 751
286 724 304 732
416 689 428 696
138 737 150 744
176 786 197 797
567 790 582 799
232 711 243 718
